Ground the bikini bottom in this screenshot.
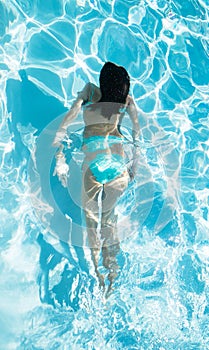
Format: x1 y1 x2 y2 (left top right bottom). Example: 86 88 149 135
86 153 126 184
83 135 126 184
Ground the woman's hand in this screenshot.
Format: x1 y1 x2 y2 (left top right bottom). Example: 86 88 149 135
128 165 136 181
52 128 67 148
53 145 69 187
129 141 140 181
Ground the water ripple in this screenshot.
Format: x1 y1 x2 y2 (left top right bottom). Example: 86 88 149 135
0 0 209 349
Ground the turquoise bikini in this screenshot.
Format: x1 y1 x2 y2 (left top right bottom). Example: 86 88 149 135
83 135 126 184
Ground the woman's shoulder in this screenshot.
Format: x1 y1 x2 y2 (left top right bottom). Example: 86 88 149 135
87 83 101 103
126 94 134 106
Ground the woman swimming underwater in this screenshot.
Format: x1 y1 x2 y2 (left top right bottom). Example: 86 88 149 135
53 62 140 297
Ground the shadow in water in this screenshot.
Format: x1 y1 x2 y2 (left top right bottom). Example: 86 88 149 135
37 234 95 310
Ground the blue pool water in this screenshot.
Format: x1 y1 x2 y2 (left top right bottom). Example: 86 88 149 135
0 0 209 349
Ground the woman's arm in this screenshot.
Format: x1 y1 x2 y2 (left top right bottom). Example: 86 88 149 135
126 95 140 179
126 95 140 145
52 83 91 147
52 82 101 186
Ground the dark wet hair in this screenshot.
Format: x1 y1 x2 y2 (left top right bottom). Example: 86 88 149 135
98 62 130 119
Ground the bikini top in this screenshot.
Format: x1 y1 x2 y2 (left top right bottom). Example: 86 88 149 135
53 82 140 147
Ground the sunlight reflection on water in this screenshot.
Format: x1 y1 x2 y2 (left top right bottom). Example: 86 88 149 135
0 0 209 349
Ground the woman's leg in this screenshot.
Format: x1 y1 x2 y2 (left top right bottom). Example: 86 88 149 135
101 171 129 295
82 166 104 287
101 208 120 296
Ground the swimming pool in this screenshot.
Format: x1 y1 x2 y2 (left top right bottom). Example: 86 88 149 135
0 0 209 348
